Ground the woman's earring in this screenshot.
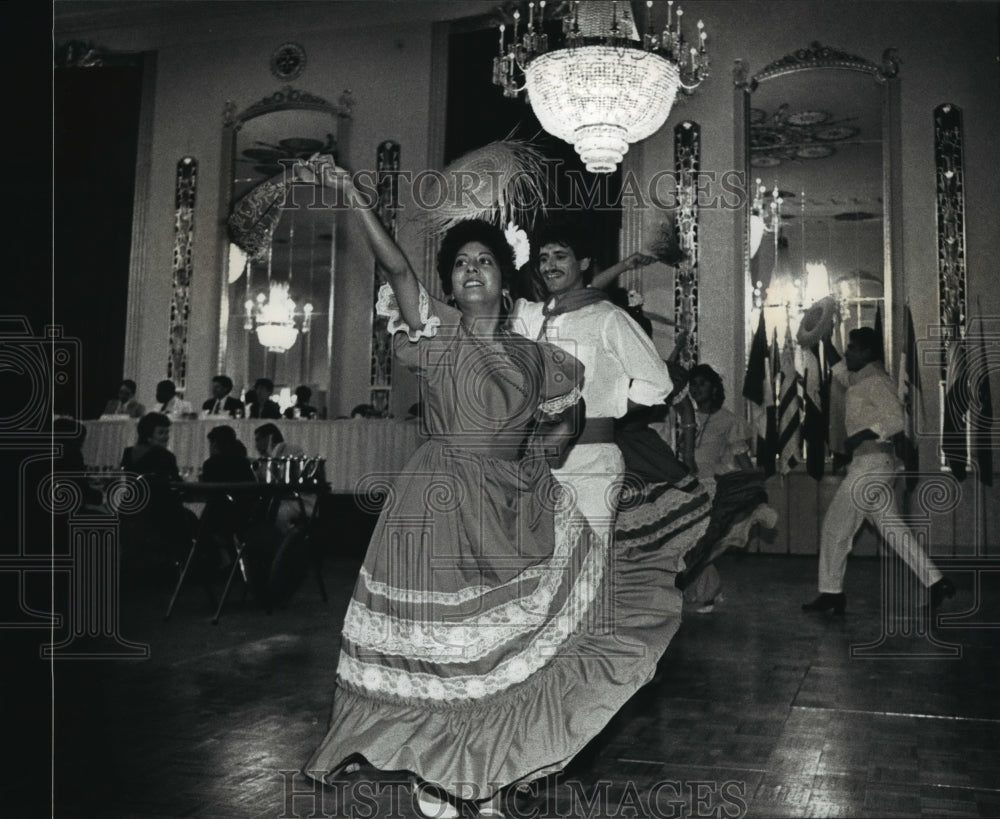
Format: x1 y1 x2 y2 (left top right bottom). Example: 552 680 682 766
501 288 513 313
446 294 457 307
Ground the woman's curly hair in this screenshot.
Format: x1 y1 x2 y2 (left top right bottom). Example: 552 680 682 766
689 363 726 412
435 220 516 296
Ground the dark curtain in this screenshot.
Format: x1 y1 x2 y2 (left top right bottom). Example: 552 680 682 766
54 64 143 419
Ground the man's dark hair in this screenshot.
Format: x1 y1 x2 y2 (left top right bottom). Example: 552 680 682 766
120 379 138 395
254 377 274 392
294 385 312 402
137 412 171 443
254 422 284 443
435 219 516 296
531 219 594 285
156 379 176 397
212 375 234 393
207 424 237 444
849 327 882 361
689 363 726 412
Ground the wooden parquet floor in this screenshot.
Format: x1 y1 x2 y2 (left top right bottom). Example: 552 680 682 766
7 528 1000 818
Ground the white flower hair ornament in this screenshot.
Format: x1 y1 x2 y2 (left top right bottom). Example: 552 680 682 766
505 222 531 269
627 289 644 308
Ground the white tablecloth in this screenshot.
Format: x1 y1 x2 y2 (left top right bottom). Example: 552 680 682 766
82 418 423 494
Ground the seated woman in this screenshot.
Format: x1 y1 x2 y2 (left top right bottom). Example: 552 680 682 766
118 412 193 576
675 364 778 610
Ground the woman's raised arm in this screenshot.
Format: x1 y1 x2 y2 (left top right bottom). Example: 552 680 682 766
301 156 426 330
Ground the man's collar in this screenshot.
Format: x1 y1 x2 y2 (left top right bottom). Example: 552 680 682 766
849 360 886 384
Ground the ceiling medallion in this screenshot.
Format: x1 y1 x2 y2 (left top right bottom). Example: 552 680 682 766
270 42 306 81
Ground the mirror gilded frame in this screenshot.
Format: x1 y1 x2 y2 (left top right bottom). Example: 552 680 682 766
217 86 352 411
734 42 902 375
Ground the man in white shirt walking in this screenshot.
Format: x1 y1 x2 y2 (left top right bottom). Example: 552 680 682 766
803 327 955 616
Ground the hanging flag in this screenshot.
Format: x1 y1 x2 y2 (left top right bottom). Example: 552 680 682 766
801 344 826 480
897 305 922 490
969 311 994 486
776 326 801 475
942 328 969 480
742 310 769 405
742 311 776 475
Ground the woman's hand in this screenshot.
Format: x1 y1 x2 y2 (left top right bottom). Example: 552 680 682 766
297 154 356 198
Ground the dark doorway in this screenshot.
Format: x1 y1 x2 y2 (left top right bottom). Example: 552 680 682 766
54 61 144 419
444 22 623 272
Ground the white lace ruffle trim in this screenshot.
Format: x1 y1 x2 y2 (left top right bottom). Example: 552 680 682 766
339 509 607 700
376 282 441 342
538 387 581 417
345 509 596 663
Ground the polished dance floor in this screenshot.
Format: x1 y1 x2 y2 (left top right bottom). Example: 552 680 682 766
8 518 1000 819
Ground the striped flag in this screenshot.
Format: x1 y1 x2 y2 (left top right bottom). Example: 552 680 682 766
776 326 801 474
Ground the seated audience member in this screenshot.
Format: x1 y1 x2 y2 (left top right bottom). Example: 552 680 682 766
102 379 146 418
254 423 305 461
154 379 193 418
248 378 282 419
195 425 257 577
118 412 194 575
350 403 382 419
121 411 181 481
674 364 777 611
201 425 255 482
253 422 311 539
52 417 104 508
202 375 243 417
283 385 318 419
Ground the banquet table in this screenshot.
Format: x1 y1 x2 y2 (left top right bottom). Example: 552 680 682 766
82 417 423 494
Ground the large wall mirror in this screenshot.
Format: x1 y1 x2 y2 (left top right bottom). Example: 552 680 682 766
735 43 900 367
218 87 352 414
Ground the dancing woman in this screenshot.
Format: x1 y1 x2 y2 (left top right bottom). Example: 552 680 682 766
295 159 683 818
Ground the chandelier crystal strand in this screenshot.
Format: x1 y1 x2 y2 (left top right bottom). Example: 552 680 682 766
493 0 708 173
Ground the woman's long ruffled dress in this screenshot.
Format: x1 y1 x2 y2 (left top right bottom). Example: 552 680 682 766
306 286 690 799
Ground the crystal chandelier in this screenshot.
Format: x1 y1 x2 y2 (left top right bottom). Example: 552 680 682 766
493 0 709 173
244 282 313 353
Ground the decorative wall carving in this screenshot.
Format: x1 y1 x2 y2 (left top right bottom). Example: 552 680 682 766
674 121 700 366
370 141 402 415
167 157 197 393
934 104 967 345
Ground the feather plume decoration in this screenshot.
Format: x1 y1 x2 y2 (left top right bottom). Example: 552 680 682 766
416 139 548 236
646 214 688 267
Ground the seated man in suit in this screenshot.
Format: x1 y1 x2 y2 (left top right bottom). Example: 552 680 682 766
154 379 193 418
247 378 282 419
102 379 146 418
202 375 243 417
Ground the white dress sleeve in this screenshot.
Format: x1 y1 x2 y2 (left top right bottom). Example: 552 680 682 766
375 282 442 342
